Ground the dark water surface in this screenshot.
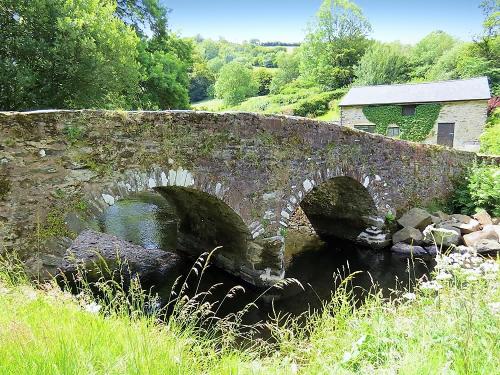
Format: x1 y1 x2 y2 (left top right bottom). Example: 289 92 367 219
96 193 433 324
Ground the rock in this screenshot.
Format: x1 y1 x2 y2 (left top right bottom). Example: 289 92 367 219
463 228 499 247
392 227 423 245
363 215 385 230
456 219 481 234
483 224 500 238
424 245 438 256
451 214 472 224
423 225 461 247
474 239 500 254
472 209 493 226
390 243 427 256
397 208 432 230
356 230 392 250
61 230 186 284
431 215 442 224
492 218 500 225
433 211 450 221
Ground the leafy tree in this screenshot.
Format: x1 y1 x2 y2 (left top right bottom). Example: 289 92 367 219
410 31 457 80
115 0 169 38
0 0 141 110
189 51 215 102
269 50 302 94
253 68 275 96
354 42 411 85
300 0 372 89
214 62 257 106
137 39 191 109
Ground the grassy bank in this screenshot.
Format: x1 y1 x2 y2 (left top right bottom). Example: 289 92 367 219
0 252 498 374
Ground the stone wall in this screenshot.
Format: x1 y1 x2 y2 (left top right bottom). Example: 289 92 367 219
340 100 489 152
0 110 495 286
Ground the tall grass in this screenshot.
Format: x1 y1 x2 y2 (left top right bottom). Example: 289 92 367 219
0 248 498 374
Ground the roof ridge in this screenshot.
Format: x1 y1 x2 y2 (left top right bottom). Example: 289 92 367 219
350 76 489 90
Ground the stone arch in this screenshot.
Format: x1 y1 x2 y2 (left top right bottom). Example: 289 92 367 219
280 169 384 242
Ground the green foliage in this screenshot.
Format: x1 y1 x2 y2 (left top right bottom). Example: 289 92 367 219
214 62 257 106
300 0 372 90
453 164 500 217
410 31 457 80
480 109 500 155
355 42 411 85
0 0 142 110
363 104 442 141
269 50 302 94
137 40 191 110
292 89 347 117
252 68 275 96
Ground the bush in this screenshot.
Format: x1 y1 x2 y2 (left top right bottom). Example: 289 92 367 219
252 68 275 96
292 89 347 117
453 164 500 217
214 62 257 106
480 109 500 155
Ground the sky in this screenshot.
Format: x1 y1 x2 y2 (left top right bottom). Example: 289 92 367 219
163 0 485 44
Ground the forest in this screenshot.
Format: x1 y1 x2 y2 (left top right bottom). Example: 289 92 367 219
1 0 498 121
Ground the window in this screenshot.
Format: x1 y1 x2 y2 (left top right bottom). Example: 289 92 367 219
354 125 376 133
387 126 400 137
402 105 416 116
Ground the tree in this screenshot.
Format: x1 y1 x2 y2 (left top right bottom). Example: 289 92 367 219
410 31 457 80
214 62 257 106
115 0 169 38
269 50 301 94
0 0 141 110
300 0 372 89
253 68 275 96
354 42 411 85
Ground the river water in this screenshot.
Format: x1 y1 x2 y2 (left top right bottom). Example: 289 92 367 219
95 192 433 324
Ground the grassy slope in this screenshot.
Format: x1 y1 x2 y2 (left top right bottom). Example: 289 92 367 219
0 257 498 374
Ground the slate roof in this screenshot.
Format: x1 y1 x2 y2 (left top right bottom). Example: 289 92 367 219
339 77 491 106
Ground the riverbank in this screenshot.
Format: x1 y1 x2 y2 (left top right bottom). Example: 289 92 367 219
0 250 498 374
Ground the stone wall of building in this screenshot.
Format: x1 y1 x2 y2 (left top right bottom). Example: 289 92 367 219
340 100 489 152
0 110 495 286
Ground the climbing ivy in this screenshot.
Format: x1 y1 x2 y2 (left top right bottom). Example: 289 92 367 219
362 104 441 141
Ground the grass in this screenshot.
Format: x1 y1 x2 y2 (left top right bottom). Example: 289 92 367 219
0 250 498 374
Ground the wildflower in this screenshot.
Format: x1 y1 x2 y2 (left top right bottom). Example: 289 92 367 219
435 272 452 281
84 302 102 314
290 362 298 374
420 281 442 291
487 302 500 315
403 292 416 301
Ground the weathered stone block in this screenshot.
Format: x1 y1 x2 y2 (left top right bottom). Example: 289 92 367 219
397 208 432 230
473 209 493 226
392 227 423 245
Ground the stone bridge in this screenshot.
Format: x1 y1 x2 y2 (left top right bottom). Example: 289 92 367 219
0 110 494 286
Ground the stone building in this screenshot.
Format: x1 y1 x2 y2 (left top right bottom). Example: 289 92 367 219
339 77 491 152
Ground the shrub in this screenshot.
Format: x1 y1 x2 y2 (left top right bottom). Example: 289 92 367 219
292 89 347 117
480 109 500 155
214 62 257 106
453 164 500 217
252 68 275 96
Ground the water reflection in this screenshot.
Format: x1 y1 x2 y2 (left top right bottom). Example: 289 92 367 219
96 192 434 324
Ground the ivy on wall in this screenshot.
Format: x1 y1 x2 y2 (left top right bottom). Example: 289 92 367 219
362 104 442 141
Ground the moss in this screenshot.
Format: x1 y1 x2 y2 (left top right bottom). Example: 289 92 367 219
0 176 11 200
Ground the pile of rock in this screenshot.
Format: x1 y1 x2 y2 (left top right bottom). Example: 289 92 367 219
390 208 500 257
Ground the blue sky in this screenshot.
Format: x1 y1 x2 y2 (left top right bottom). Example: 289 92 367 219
163 0 485 44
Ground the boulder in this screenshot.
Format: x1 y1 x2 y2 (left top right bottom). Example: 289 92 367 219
483 224 500 238
423 225 461 247
424 245 438 257
492 218 500 225
61 230 186 284
433 211 450 221
390 243 427 256
474 239 500 254
392 227 423 245
431 215 442 224
451 214 472 224
456 219 481 234
463 228 499 247
397 208 432 230
472 209 493 226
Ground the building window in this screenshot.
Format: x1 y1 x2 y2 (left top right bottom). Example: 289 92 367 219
354 125 376 133
387 126 400 137
402 105 416 116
